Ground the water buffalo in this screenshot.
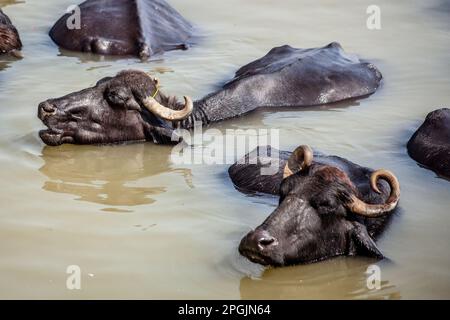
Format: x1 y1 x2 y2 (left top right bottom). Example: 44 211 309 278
49 0 194 59
38 43 382 146
407 108 450 179
40 144 192 206
0 9 22 57
229 145 400 266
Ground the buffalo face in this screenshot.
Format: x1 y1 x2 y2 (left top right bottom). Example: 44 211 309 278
38 70 193 146
239 145 400 267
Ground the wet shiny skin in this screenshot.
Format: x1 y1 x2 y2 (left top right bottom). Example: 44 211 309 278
0 0 450 299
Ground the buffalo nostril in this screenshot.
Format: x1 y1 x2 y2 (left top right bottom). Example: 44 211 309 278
242 230 278 253
257 236 277 250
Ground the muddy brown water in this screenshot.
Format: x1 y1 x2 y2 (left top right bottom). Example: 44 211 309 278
0 0 449 299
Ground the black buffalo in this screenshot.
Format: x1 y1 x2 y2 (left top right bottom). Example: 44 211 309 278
407 108 450 179
49 0 194 59
38 70 194 145
38 43 382 146
229 145 400 266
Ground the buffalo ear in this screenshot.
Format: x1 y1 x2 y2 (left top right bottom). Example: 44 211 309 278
105 87 141 111
349 222 384 259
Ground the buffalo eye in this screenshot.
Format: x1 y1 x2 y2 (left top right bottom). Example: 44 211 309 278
311 197 333 214
67 106 88 120
105 88 141 111
310 193 345 216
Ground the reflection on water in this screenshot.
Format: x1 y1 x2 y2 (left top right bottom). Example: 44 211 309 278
240 258 401 300
56 47 167 65
0 60 10 72
39 143 192 207
0 58 17 83
0 53 21 70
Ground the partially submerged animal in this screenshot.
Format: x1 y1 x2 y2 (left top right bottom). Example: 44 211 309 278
49 0 194 59
38 43 382 146
39 144 191 206
220 42 382 108
407 108 450 179
229 145 400 266
0 9 22 57
38 70 193 145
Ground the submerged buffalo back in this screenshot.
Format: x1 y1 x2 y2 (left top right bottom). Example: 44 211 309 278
223 42 382 107
189 42 383 126
136 0 193 54
50 0 138 56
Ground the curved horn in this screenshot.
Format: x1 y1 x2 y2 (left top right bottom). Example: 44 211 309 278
143 95 193 121
283 145 313 179
347 169 400 218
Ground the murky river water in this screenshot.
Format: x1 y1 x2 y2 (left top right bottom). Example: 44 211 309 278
0 0 449 299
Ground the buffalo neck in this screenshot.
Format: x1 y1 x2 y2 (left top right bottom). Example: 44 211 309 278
180 85 258 129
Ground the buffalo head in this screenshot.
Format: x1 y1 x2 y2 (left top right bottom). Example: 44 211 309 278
38 70 193 146
239 145 400 266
